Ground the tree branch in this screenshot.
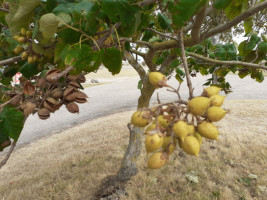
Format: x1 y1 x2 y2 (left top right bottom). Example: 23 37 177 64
0 7 9 13
0 141 16 169
0 94 22 110
159 53 177 74
201 1 267 40
146 28 179 42
144 50 157 71
188 52 267 70
0 56 21 66
137 0 157 7
124 38 151 48
129 49 146 57
151 1 267 51
191 5 207 43
124 50 147 82
178 31 193 99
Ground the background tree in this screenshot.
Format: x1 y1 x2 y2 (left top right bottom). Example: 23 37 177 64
0 0 266 195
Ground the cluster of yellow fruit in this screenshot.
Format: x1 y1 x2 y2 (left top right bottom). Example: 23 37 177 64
13 27 42 64
131 72 227 169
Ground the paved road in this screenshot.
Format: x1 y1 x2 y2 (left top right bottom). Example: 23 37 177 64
16 74 267 146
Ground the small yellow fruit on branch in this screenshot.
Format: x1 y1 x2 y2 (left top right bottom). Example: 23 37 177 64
173 120 190 142
147 152 168 169
210 95 225 107
20 27 27 36
148 72 167 88
193 132 202 146
181 135 200 156
207 106 226 122
188 96 211 116
145 133 163 153
131 110 150 127
13 45 24 54
203 86 221 97
197 121 219 140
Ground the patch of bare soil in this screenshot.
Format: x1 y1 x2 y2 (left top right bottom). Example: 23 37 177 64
0 100 266 200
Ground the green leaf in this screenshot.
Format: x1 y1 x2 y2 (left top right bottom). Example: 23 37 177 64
39 13 59 39
214 0 231 9
19 63 39 79
168 0 202 28
158 13 171 30
258 42 267 53
101 47 122 75
238 70 249 79
224 2 242 20
5 0 41 35
245 34 261 52
255 71 264 83
244 18 253 34
124 42 130 51
238 41 246 56
54 42 71 63
142 30 154 42
175 74 184 83
65 44 102 73
57 12 72 27
46 0 58 12
3 66 17 78
57 28 82 43
0 106 24 141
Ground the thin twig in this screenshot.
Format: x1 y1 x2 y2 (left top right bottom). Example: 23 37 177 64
0 7 9 13
0 56 21 66
0 141 16 169
48 66 74 82
146 28 179 42
178 30 194 99
157 92 161 104
0 94 22 110
188 52 267 70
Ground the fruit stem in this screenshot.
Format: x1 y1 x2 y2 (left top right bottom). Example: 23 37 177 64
178 30 194 100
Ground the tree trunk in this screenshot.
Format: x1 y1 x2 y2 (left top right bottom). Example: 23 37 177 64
117 77 155 181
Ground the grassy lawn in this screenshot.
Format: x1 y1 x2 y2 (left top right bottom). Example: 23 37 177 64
0 100 266 200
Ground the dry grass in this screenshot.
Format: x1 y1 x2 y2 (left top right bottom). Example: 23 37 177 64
0 100 267 200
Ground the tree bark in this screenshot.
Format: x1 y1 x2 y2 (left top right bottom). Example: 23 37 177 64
117 77 155 181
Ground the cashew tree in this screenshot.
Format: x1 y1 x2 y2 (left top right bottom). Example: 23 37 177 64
0 0 267 193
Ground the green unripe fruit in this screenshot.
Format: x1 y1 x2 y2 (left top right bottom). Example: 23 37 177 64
21 51 28 60
13 46 24 54
26 31 32 38
13 35 20 41
27 56 34 64
20 27 27 36
17 37 26 44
